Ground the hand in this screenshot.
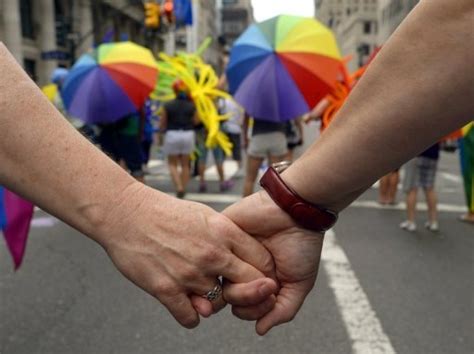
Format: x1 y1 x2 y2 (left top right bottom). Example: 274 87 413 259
223 190 324 335
96 183 276 329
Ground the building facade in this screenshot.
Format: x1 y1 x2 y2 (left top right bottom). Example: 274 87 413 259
0 0 156 85
219 0 253 49
315 0 418 72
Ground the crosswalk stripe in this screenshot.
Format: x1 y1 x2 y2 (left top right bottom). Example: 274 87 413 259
322 230 396 354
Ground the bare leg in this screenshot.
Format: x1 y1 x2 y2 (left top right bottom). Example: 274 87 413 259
216 162 225 183
179 154 191 191
387 171 400 204
168 155 183 193
269 154 287 165
406 188 418 222
243 155 264 197
379 175 390 204
424 187 438 223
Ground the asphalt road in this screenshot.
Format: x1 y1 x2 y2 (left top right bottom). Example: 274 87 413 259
1 126 473 354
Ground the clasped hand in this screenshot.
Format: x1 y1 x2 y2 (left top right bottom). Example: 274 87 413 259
101 184 324 335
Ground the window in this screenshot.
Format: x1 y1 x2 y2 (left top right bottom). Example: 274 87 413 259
363 21 371 34
20 0 35 39
23 59 36 82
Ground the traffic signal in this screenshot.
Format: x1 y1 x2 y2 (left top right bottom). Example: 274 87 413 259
144 2 160 29
163 0 175 24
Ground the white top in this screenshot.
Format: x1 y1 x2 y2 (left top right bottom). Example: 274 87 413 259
220 98 244 134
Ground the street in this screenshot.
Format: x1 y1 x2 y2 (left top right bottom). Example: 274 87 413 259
1 124 473 354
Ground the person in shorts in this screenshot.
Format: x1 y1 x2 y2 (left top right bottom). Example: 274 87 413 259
219 97 244 176
98 112 145 182
195 124 234 192
243 116 288 196
160 80 198 198
400 143 440 232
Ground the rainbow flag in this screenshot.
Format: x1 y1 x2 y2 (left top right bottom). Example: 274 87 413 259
0 187 34 269
459 122 474 213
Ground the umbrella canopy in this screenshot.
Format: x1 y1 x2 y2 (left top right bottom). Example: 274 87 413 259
62 42 158 124
227 15 341 122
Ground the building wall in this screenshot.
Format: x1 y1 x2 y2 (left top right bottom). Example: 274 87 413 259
0 0 154 85
220 0 253 48
377 0 418 43
315 0 416 71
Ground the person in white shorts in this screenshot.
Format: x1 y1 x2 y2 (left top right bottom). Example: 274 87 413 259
160 80 199 198
242 116 288 196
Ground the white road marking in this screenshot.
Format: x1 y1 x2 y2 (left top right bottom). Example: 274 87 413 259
440 172 462 184
322 230 396 354
31 216 59 228
350 200 467 213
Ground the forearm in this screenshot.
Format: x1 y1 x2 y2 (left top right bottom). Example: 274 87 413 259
0 43 151 243
284 0 474 212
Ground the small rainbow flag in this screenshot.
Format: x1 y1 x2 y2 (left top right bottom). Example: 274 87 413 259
0 187 34 269
459 123 474 213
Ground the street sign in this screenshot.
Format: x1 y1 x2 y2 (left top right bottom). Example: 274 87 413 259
41 50 70 61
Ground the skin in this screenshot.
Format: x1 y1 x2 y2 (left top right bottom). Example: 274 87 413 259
223 0 474 335
0 43 277 328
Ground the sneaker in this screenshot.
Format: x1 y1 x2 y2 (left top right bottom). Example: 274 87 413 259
176 191 186 199
198 182 207 193
400 220 417 232
220 180 235 192
425 221 439 232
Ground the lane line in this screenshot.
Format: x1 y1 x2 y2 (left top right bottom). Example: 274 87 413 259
350 200 467 213
322 230 396 354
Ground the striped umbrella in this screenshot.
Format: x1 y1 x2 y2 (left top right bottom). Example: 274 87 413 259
227 15 342 122
62 42 158 124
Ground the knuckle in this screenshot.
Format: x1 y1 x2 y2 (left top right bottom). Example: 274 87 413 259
152 279 178 298
198 245 225 265
259 252 274 275
178 265 200 283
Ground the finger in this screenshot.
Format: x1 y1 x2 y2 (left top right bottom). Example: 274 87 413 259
223 278 278 306
190 278 226 316
227 223 276 279
190 293 227 317
231 294 276 321
255 287 306 336
219 253 271 284
190 295 213 317
159 292 200 329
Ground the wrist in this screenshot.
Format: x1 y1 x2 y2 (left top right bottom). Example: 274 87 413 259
82 181 150 247
259 165 337 233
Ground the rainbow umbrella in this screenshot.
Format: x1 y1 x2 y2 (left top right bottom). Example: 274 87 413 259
227 15 341 122
62 42 158 124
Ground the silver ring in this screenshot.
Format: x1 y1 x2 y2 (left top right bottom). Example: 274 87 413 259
202 283 222 301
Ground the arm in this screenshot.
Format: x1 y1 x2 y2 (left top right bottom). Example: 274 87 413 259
0 43 276 327
285 0 473 211
224 0 474 334
303 98 329 124
295 117 304 144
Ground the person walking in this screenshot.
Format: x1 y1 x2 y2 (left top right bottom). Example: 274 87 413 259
242 116 288 197
378 169 400 205
97 112 145 182
160 80 199 198
219 97 245 177
195 125 235 193
400 143 441 232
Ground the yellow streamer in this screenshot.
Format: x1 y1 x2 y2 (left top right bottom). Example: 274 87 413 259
156 47 233 156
